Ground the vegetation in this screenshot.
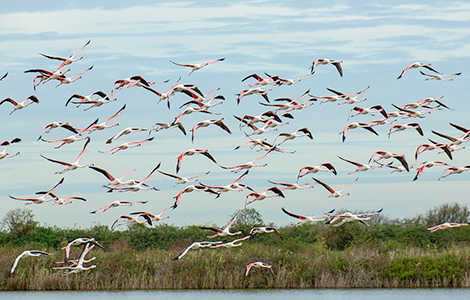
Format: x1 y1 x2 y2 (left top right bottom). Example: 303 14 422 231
1 203 470 290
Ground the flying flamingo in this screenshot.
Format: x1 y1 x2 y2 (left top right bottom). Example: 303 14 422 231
9 250 51 276
438 164 470 180
179 94 225 110
309 58 343 76
0 138 21 160
54 243 97 274
99 137 154 154
35 191 86 205
412 161 450 181
368 150 409 172
176 149 217 173
39 39 91 68
249 227 283 239
37 122 78 141
24 66 71 88
199 215 243 238
431 129 470 146
85 104 126 133
340 122 378 142
9 177 65 205
89 166 138 188
312 177 358 198
150 121 186 135
210 235 251 248
171 106 220 125
106 127 148 144
173 241 223 261
238 118 278 137
112 75 169 92
244 262 275 280
66 90 118 111
234 110 282 127
107 163 161 192
388 122 423 139
297 163 337 180
281 207 335 226
396 62 440 79
337 155 385 174
111 213 152 229
419 70 461 81
245 186 285 205
60 237 103 264
220 149 273 173
267 180 315 191
158 170 210 187
264 72 312 85
415 139 452 160
41 137 94 174
55 65 93 87
241 73 281 87
326 209 383 227
198 170 254 199
236 87 271 104
427 222 468 233
347 105 388 120
40 118 97 148
0 95 39 115
90 200 148 214
190 118 232 143
170 58 225 76
129 205 174 225
172 184 219 208
273 127 313 145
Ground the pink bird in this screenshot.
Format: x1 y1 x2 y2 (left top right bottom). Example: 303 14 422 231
170 58 225 76
89 166 138 188
297 163 337 180
241 73 281 87
412 161 450 181
90 200 148 214
0 95 39 115
368 150 409 172
99 137 154 155
326 209 382 227
337 155 385 175
340 122 378 142
236 88 271 104
220 149 273 173
438 164 470 180
66 90 118 111
129 205 174 225
190 118 231 143
210 235 251 248
415 139 452 160
39 40 91 68
397 62 440 79
264 72 312 86
41 137 94 174
9 178 64 205
347 105 388 120
0 137 21 160
427 222 468 233
85 105 126 133
244 261 275 279
312 177 358 198
172 184 219 208
281 207 335 226
40 118 97 149
199 215 242 238
273 127 313 145
176 149 217 173
388 122 423 139
309 58 343 76
106 163 161 192
37 122 78 141
245 186 285 205
55 65 93 87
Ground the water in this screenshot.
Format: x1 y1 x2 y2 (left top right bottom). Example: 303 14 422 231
0 289 468 300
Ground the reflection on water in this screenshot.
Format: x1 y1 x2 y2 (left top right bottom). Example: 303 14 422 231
0 289 469 300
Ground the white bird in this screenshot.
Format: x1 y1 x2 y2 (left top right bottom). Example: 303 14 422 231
297 163 337 180
397 62 440 79
326 209 383 227
245 186 285 205
9 250 51 276
0 138 21 160
129 205 174 225
66 90 118 111
54 242 97 274
281 207 335 226
41 137 94 174
158 170 210 187
419 70 461 81
220 150 273 173
0 95 39 115
190 118 231 143
106 127 149 144
249 227 283 239
172 241 223 260
99 137 154 155
312 177 358 198
309 58 343 76
337 155 385 174
40 118 97 149
273 127 313 145
210 235 251 248
39 39 91 68
90 200 148 214
244 261 275 280
427 222 468 233
438 164 470 180
9 177 65 205
107 163 161 192
37 122 78 141
236 88 271 104
199 215 242 238
170 58 225 76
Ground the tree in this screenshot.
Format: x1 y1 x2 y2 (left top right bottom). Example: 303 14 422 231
422 202 470 226
229 207 264 233
1 207 37 235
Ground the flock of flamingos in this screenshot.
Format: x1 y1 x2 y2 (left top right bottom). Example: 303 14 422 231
1 39 468 279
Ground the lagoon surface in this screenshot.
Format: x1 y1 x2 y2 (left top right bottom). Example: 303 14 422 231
0 289 468 300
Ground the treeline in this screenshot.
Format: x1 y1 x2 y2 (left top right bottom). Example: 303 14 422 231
1 203 470 290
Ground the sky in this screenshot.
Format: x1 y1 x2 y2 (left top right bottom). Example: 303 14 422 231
1 0 469 230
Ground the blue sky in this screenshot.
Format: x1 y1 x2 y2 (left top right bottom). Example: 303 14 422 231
1 0 469 229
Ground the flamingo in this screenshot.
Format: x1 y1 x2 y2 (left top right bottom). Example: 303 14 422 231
234 110 282 127
176 149 217 173
397 62 440 79
170 58 225 76
431 129 470 146
220 150 273 173
249 227 283 239
9 178 65 205
388 122 423 139
86 104 125 133
90 200 148 214
158 170 210 187
106 127 148 144
60 237 103 264
55 65 93 87
112 75 168 92
190 118 232 143
199 215 242 238
260 92 315 112
40 118 97 149
427 222 468 233
0 138 21 160
210 235 251 248
66 90 118 111
36 191 86 205
412 161 450 181
245 186 285 205
171 106 219 125
326 209 383 227
264 72 312 85
198 170 254 199
172 241 223 260
309 58 343 76
24 66 70 88
107 163 161 192
281 207 335 226
9 250 51 276
0 95 39 115
273 127 313 145
172 184 219 208
111 213 152 229
337 155 385 174
419 70 461 81
236 88 271 104
330 86 369 105
179 94 225 110
0 72 7 83
438 164 470 180
244 262 274 280
391 104 439 119
238 118 278 137
39 39 91 68
340 122 378 142
348 105 388 120
54 243 97 274
89 166 138 187
150 121 186 135
40 137 94 174
99 137 154 154
297 163 337 180
312 177 358 198
241 73 281 87
368 150 409 172
415 139 452 160
37 122 78 141
129 205 174 225
268 180 315 191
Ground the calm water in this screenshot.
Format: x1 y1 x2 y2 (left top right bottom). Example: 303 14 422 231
0 289 468 300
